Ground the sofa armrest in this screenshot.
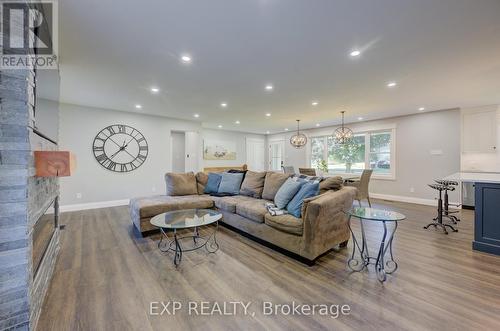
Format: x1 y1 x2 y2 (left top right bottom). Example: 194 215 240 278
301 187 356 256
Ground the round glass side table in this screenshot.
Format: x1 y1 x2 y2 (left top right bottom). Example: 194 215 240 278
346 207 406 282
150 209 221 267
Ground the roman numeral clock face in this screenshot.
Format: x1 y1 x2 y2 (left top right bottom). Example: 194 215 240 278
92 125 148 172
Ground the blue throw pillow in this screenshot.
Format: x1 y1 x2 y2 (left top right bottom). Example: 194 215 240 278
274 178 304 209
218 172 245 195
204 173 222 194
286 182 320 218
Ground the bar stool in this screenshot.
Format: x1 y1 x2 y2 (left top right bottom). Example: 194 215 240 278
434 179 460 224
424 184 458 234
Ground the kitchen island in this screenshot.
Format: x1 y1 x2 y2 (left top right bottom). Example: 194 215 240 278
445 172 500 256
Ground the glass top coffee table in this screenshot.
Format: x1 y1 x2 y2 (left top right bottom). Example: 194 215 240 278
346 207 406 282
150 209 222 267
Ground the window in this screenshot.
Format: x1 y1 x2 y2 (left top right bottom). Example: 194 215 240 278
327 135 365 173
369 132 392 175
310 129 395 178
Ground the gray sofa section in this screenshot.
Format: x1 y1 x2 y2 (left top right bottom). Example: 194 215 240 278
129 172 356 263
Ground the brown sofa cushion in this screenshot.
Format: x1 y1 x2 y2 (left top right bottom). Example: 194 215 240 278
213 195 258 213
195 172 209 195
264 213 303 236
319 176 343 194
165 172 198 196
262 172 290 201
131 195 214 219
235 199 270 223
239 171 266 198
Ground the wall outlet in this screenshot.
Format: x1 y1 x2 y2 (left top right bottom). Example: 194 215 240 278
152 186 157 192
76 193 82 199
410 187 415 193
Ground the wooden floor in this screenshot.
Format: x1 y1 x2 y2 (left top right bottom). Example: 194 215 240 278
37 200 500 331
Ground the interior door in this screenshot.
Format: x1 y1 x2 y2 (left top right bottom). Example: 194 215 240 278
246 138 265 171
268 140 285 171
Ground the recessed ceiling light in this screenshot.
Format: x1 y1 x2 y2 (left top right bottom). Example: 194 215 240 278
265 113 271 117
284 128 289 131
266 131 270 134
193 114 200 118
135 104 142 109
358 117 363 121
150 87 159 93
218 124 223 128
315 123 320 127
418 107 425 111
311 101 318 106
350 50 361 57
235 120 240 124
181 55 192 63
387 81 397 88
220 102 228 108
265 84 273 91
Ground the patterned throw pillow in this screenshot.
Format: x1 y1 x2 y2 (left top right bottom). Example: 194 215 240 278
292 174 322 183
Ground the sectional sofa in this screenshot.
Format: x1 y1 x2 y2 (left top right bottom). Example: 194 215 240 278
129 171 356 265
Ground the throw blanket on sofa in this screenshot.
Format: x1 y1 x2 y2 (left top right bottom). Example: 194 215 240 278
265 202 288 216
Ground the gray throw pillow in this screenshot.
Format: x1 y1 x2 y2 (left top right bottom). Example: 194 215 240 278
218 172 245 195
262 172 290 201
195 172 209 195
274 178 304 209
239 171 266 198
165 172 198 196
319 176 343 194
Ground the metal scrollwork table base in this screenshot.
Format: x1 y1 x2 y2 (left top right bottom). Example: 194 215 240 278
346 207 406 282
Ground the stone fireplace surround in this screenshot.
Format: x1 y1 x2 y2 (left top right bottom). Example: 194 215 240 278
0 66 60 330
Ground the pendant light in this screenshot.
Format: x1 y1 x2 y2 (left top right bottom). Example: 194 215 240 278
290 120 307 148
333 111 353 145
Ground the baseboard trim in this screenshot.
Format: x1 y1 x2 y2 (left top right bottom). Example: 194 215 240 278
59 192 456 213
370 193 460 207
60 199 129 212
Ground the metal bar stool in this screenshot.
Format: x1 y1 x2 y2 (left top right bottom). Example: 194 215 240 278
424 183 458 234
434 179 461 224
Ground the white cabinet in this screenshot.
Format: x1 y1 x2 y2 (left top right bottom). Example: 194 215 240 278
462 109 497 153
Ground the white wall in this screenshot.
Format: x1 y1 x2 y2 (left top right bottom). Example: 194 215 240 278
59 103 266 207
59 103 200 206
267 109 461 202
35 98 59 142
200 129 264 169
461 104 500 172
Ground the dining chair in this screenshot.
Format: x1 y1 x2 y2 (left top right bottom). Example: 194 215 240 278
345 169 373 207
282 166 295 174
298 168 316 176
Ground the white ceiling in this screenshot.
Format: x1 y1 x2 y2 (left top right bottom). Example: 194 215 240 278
58 0 500 134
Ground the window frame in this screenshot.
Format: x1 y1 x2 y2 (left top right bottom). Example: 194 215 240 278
309 128 396 180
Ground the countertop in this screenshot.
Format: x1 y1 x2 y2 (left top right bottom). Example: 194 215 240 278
444 172 500 184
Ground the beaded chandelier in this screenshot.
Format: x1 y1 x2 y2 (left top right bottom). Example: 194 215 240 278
290 120 307 148
333 111 353 145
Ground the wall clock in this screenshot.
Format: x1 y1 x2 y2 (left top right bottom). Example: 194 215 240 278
92 124 148 172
